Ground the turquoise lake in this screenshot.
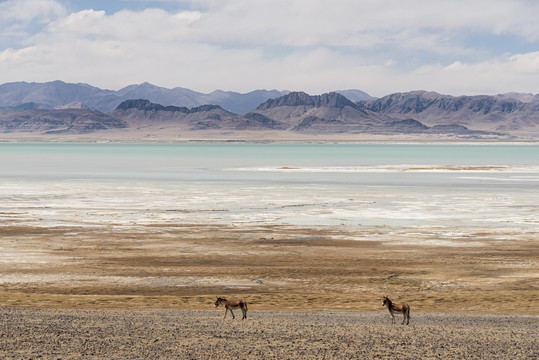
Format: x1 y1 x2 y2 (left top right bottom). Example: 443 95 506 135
1 143 538 239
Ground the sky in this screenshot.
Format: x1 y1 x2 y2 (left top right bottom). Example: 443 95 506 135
1 0 539 97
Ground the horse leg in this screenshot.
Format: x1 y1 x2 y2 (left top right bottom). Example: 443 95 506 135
230 309 235 319
242 305 247 320
223 308 228 319
406 309 410 325
390 310 396 324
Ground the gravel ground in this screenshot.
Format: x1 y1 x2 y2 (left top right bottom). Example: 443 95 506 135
0 307 537 359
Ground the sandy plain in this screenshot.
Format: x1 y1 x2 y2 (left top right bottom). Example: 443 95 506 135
1 308 537 359
1 221 538 358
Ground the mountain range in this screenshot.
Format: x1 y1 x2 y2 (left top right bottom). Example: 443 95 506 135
0 80 375 114
0 81 538 140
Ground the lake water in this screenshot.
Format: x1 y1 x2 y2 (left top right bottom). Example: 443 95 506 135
1 142 538 242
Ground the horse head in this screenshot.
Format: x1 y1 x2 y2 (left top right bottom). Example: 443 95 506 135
214 297 224 307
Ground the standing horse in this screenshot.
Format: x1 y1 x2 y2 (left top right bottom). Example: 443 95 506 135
382 296 410 325
214 297 248 320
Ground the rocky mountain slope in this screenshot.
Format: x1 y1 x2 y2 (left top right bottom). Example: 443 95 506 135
249 91 391 132
0 108 126 134
111 99 254 131
357 91 539 136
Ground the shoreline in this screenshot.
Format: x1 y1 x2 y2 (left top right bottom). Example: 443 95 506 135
2 137 539 144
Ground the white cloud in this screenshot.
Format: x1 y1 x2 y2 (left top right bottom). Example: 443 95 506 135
508 52 539 74
392 52 539 95
0 0 66 48
191 0 539 47
0 0 538 96
44 8 201 43
0 0 65 25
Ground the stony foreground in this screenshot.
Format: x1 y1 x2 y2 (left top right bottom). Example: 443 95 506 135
0 307 537 359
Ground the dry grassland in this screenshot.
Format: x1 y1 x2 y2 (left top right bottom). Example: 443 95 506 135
1 223 537 314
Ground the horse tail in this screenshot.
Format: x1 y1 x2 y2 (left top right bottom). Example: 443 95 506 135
243 299 248 310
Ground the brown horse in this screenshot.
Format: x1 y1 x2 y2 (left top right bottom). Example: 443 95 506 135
214 297 248 320
382 296 410 325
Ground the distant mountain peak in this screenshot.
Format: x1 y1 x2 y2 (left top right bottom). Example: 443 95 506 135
335 89 376 101
137 82 162 89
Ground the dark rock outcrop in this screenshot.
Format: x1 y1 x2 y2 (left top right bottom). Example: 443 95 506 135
114 99 223 114
257 91 358 110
